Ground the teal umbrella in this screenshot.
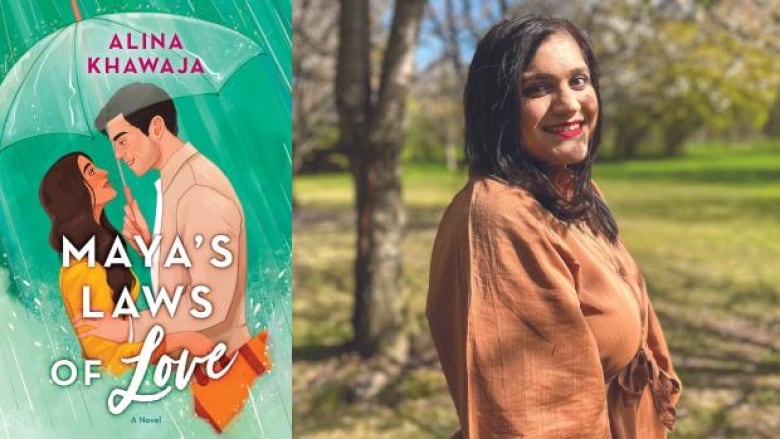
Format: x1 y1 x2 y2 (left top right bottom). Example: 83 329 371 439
0 2 262 155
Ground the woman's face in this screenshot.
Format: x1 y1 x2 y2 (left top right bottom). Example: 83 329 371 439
77 155 117 207
518 32 598 166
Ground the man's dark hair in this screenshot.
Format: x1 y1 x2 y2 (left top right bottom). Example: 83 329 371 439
464 14 618 241
94 82 179 136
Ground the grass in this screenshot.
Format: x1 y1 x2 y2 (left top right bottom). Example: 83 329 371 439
293 141 780 438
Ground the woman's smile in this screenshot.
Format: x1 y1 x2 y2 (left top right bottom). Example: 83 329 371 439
542 119 585 138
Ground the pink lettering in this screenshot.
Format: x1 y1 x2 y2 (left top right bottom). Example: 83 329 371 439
160 59 174 74
87 57 100 73
138 57 159 73
177 58 188 74
125 32 138 50
152 33 165 49
169 34 183 50
191 58 204 74
122 59 137 74
105 57 119 73
108 34 122 50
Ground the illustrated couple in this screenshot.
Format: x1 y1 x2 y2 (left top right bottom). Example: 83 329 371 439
37 82 270 433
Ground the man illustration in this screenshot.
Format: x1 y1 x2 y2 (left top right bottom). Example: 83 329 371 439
76 82 270 432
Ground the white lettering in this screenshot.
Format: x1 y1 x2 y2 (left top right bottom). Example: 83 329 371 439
189 286 212 318
142 285 184 318
164 237 191 268
112 287 140 318
209 235 233 268
62 236 95 267
105 237 132 267
107 325 235 414
50 359 78 386
134 235 162 268
81 285 104 318
84 360 102 385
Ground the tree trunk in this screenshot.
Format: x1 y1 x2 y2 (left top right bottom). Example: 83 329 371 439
337 0 426 361
764 88 780 138
663 124 689 157
614 123 644 159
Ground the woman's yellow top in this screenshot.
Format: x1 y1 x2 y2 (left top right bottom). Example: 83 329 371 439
60 260 143 376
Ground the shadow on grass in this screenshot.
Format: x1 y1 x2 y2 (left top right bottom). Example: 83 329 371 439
650 271 780 392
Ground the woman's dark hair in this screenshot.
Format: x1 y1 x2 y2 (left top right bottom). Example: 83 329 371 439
464 14 618 241
39 152 135 305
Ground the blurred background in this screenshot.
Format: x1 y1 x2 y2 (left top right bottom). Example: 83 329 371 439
293 0 780 437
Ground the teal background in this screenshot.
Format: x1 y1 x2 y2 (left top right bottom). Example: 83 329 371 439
0 1 292 437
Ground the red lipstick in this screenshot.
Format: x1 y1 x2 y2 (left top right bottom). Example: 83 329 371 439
543 120 584 139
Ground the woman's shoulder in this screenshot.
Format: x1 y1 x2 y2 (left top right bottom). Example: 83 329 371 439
458 176 558 233
469 175 538 206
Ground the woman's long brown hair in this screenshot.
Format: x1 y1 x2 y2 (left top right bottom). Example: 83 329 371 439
39 152 135 304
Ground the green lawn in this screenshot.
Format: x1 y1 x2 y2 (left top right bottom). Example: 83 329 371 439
293 141 780 438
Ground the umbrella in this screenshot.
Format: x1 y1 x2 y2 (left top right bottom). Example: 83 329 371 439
0 2 263 161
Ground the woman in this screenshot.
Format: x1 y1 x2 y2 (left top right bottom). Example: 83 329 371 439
39 151 212 376
426 15 681 438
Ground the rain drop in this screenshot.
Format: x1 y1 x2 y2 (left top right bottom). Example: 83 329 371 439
8 323 14 331
22 279 31 287
33 341 42 348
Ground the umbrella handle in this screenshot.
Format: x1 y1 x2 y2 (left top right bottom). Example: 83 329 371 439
70 0 82 22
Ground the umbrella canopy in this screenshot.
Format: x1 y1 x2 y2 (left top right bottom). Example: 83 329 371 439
0 12 262 150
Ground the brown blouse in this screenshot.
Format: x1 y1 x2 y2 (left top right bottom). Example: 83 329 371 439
426 176 681 438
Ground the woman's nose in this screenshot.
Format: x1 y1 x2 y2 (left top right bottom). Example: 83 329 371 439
553 87 581 114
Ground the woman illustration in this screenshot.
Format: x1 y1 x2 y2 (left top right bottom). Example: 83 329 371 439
39 151 212 376
426 15 682 438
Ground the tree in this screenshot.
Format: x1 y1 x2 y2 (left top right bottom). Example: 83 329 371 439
293 0 339 176
336 0 426 363
583 0 780 157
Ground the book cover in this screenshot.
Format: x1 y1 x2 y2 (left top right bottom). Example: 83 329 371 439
0 1 291 437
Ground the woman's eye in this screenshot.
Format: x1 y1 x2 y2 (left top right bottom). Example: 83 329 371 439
522 83 549 97
571 75 589 89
